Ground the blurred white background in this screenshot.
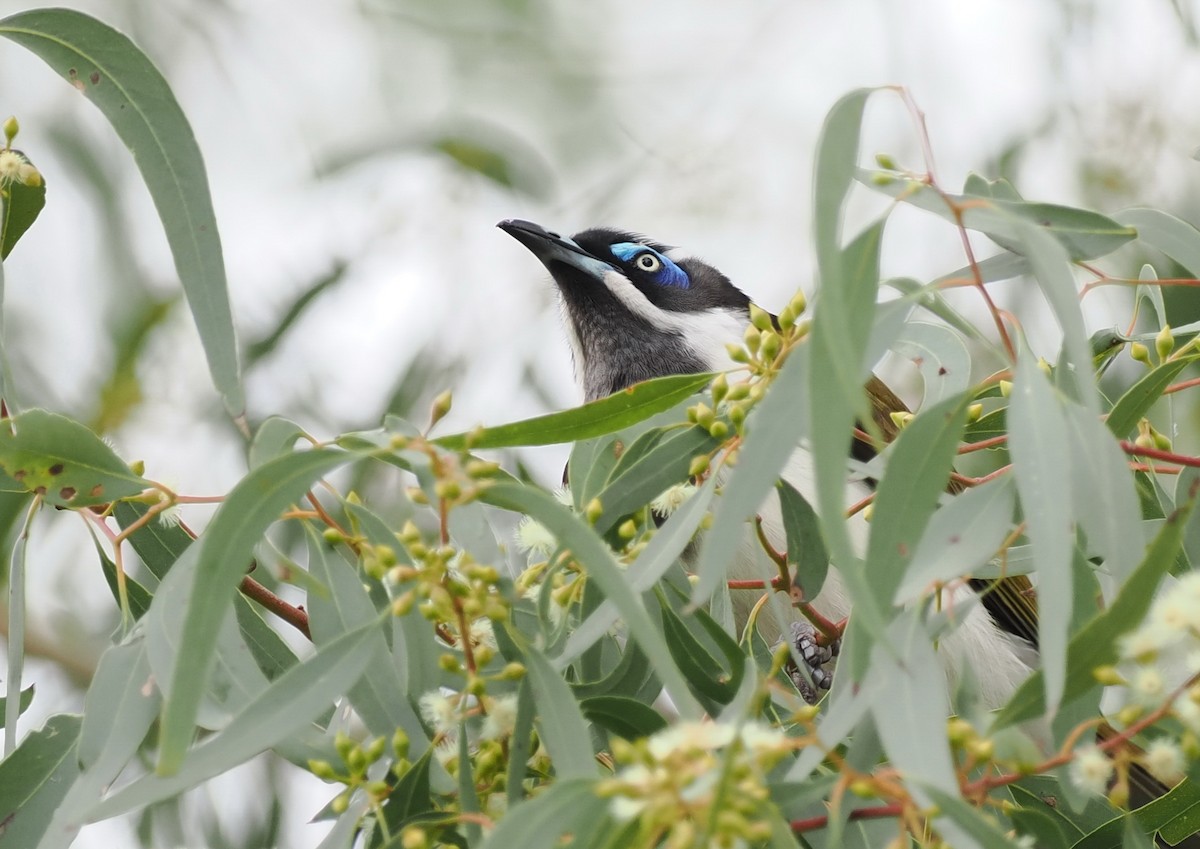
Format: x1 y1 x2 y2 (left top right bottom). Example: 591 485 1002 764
2 0 1200 845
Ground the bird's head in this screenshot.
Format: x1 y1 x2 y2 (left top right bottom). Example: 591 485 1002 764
499 219 752 401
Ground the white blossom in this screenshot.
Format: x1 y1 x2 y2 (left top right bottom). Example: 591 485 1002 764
1175 695 1200 734
738 722 788 756
1069 745 1113 796
553 487 574 508
1132 667 1167 705
651 482 698 516
1144 739 1186 785
647 721 736 760
514 516 556 556
418 690 459 735
481 694 519 740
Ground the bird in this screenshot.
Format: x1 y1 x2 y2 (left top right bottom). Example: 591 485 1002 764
497 218 1037 709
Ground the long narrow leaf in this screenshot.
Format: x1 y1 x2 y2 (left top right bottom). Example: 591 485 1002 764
157 448 351 773
434 372 712 450
0 9 243 418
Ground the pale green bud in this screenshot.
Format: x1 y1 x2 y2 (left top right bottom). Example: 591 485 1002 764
1156 324 1175 362
429 390 453 428
749 303 774 332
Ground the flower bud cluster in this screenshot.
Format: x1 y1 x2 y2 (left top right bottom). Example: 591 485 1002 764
596 720 790 849
307 729 404 813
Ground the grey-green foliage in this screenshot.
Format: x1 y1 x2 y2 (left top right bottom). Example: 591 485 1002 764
6 11 1200 849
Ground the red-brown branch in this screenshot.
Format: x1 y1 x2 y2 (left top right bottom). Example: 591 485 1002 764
791 803 904 834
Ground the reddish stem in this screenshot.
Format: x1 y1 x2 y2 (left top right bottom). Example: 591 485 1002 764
791 803 904 834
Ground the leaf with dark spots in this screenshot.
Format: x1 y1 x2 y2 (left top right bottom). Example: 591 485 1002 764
0 409 147 507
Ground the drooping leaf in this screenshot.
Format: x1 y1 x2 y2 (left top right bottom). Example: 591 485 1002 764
88 621 378 818
776 479 829 601
0 714 82 849
522 646 596 779
862 393 971 617
0 8 244 419
156 447 352 773
304 527 425 744
1008 353 1074 713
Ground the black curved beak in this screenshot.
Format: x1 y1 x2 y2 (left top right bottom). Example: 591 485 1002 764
498 219 615 279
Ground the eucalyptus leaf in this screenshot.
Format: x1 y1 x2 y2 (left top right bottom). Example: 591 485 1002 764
157 447 352 773
0 714 81 849
434 372 713 450
996 482 1199 727
0 8 244 418
0 408 147 507
1008 352 1074 713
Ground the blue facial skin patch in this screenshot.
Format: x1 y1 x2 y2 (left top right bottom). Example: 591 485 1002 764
610 242 691 289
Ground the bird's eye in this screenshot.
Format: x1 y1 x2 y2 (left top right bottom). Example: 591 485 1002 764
636 252 662 272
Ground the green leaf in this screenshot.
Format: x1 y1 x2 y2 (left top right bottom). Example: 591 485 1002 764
480 778 608 849
94 540 152 619
1133 774 1200 843
806 222 889 657
1116 208 1200 276
691 344 812 607
814 88 875 281
112 500 189 580
776 479 829 600
0 258 14 411
0 149 45 260
88 620 378 819
891 321 972 405
522 646 596 779
865 174 1137 260
0 409 147 507
1106 355 1198 439
593 426 717 534
481 482 701 718
579 696 667 740
1018 219 1099 411
862 393 971 615
659 596 743 713
1064 404 1143 589
157 447 351 773
871 616 959 799
0 714 82 849
77 640 158 775
369 748 433 849
0 685 32 719
434 372 713 451
559 474 716 667
304 527 426 744
921 785 1019 849
996 480 1199 727
248 416 309 470
1008 352 1074 712
896 476 1016 602
0 8 244 418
